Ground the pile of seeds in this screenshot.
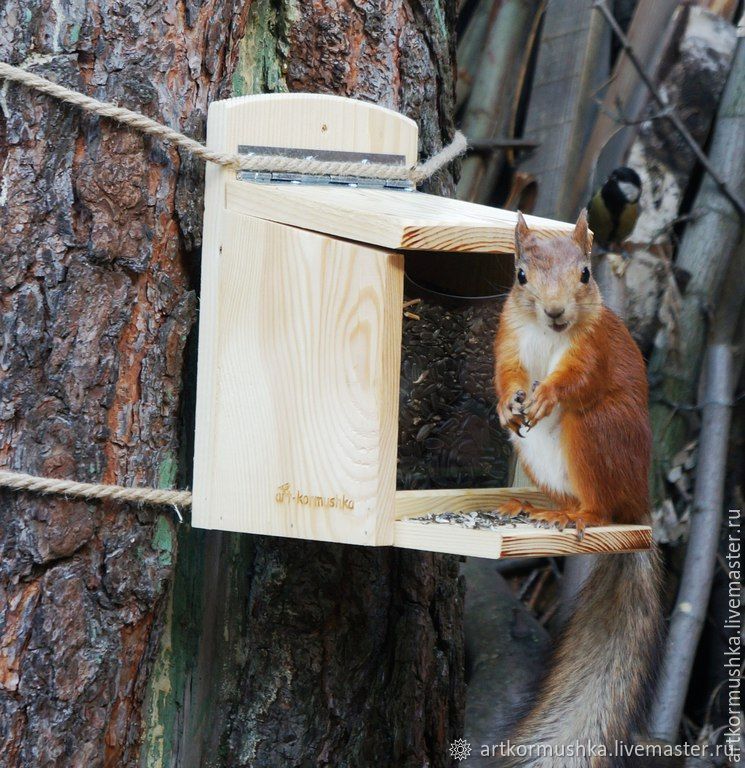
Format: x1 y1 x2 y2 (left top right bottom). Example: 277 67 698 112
397 295 511 491
403 510 531 530
404 511 572 532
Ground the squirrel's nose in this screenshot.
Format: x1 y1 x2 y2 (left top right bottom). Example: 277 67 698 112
544 305 565 320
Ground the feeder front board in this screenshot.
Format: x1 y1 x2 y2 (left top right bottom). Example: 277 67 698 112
191 93 652 560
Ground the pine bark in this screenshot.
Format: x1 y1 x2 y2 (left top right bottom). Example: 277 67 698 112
0 2 464 767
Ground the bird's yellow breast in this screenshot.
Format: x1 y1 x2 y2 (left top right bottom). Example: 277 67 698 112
587 191 613 245
615 201 639 243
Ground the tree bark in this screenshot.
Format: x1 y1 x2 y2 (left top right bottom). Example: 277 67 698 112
0 2 464 767
623 8 736 353
0 1 246 763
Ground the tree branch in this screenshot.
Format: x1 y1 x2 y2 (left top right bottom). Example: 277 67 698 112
649 343 737 739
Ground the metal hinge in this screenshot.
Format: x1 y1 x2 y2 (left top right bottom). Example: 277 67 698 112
236 145 414 191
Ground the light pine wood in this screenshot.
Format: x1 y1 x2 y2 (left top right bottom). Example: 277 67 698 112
206 92 419 165
394 519 652 560
499 524 652 558
394 486 553 519
193 212 403 543
193 94 413 545
225 180 575 254
394 487 652 559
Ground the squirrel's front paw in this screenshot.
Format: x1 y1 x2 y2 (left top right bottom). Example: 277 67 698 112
524 383 558 426
497 389 528 435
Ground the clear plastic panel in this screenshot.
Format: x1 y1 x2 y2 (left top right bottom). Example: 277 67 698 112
397 253 512 492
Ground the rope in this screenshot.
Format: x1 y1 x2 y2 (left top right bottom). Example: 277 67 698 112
0 470 192 508
0 62 467 184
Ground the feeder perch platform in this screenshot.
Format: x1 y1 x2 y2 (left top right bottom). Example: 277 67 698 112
191 93 652 561
393 488 652 559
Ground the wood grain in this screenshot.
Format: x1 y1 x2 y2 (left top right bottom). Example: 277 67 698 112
194 94 416 546
225 180 575 253
193 213 403 544
499 524 652 558
195 95 417 531
394 518 652 560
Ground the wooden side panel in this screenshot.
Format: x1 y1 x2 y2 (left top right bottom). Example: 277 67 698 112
193 212 403 545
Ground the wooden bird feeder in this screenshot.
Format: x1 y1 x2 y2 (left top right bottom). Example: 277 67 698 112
192 94 652 560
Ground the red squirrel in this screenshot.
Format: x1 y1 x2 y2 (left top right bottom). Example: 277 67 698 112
492 211 661 767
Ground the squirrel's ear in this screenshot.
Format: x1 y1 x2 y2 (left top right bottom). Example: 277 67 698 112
515 211 531 258
573 209 590 252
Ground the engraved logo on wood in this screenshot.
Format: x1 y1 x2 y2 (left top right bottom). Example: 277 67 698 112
275 482 355 510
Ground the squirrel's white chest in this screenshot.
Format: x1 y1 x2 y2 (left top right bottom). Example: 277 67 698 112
510 324 575 497
517 323 572 383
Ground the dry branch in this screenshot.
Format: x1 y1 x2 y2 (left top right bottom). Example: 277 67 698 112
457 0 544 204
651 233 745 741
649 37 745 742
518 0 611 219
456 0 500 113
567 0 680 214
650 336 740 739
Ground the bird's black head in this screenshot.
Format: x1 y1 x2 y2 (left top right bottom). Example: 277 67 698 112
607 167 642 203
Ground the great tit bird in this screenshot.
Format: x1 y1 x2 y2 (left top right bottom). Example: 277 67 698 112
586 167 642 250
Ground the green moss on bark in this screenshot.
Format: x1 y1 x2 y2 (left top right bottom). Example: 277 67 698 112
232 0 297 94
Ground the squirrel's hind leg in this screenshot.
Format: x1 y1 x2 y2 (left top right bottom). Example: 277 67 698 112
495 497 539 518
524 506 607 540
495 498 604 540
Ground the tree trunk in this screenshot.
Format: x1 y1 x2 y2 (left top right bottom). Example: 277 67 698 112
0 2 465 767
0 1 229 763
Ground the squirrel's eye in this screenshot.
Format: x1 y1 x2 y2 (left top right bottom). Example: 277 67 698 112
580 266 591 284
517 268 527 285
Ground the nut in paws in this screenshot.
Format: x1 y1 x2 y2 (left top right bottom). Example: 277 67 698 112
497 389 528 435
525 383 558 425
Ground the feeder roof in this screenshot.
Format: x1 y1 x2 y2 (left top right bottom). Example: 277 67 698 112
225 180 577 254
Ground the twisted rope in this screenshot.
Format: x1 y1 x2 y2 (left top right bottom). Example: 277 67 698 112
0 470 192 508
0 62 467 184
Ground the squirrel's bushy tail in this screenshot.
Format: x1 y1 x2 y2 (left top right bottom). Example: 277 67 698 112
500 549 662 768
